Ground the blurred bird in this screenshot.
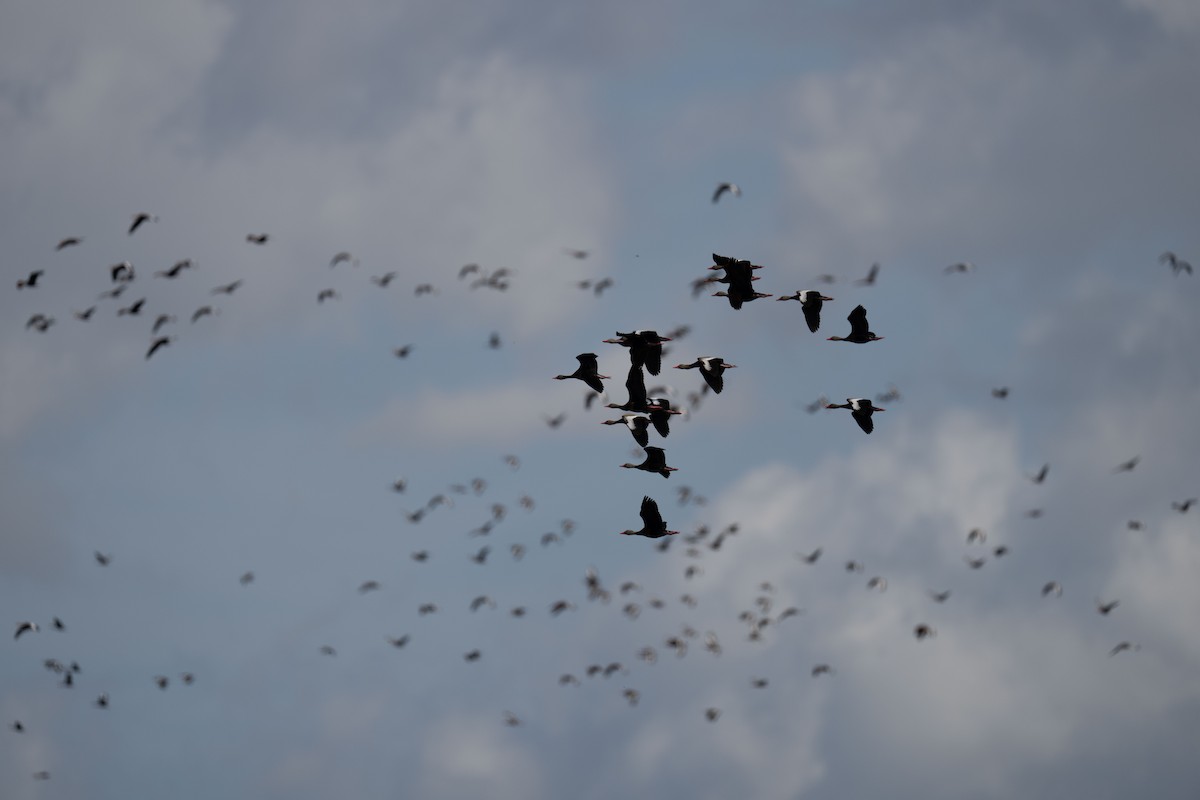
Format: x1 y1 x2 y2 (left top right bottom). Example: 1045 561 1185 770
855 263 881 286
1160 251 1193 276
913 624 936 640
56 237 82 250
1114 456 1140 473
129 212 157 235
1029 464 1050 484
246 233 269 244
16 270 43 289
1096 599 1120 615
145 336 172 360
1042 581 1063 597
712 182 742 203
14 621 38 640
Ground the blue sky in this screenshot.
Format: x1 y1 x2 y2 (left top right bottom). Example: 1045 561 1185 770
3 1 1199 797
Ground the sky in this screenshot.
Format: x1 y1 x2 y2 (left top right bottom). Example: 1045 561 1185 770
2 0 1199 797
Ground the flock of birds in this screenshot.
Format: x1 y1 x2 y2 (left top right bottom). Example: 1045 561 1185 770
7 186 1197 787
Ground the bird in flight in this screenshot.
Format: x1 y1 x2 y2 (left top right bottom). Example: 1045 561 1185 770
621 446 679 478
855 263 881 286
620 496 678 538
674 356 737 394
1160 251 1193 276
371 272 398 287
145 336 172 360
14 621 38 640
555 353 608 394
1028 464 1050 484
777 290 834 332
246 233 269 245
826 398 885 434
1113 456 1140 473
712 182 742 203
16 270 43 289
129 212 157 235
828 305 884 343
56 237 82 250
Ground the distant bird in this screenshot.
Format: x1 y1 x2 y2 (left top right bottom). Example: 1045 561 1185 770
471 546 490 564
155 259 193 279
16 270 43 289
246 233 269 244
52 617 65 631
622 688 640 707
488 332 501 349
967 528 987 544
358 580 380 594
620 496 678 538
1096 599 1120 615
117 298 146 316
371 272 398 287
876 385 902 404
11 721 24 732
1029 464 1050 484
128 212 157 235
564 248 589 259
674 357 736 394
319 645 336 656
386 635 410 648
180 673 195 685
74 307 96 321
929 590 951 603
317 288 339 303
14 621 38 640
1160 251 1193 276
95 692 109 708
470 596 496 612
705 708 721 722
544 413 567 429
145 336 172 360
826 398 885 434
502 711 521 727
965 556 987 569
593 277 614 296
330 251 355 268
94 551 112 566
751 678 769 689
211 280 242 295
992 387 1010 399
1127 520 1143 531
549 600 575 616
777 290 834 332
1172 498 1196 513
866 576 888 592
392 478 407 493
1114 456 1140 473
855 263 881 286
33 771 50 780
418 604 437 615
1109 641 1140 656
152 314 175 334
712 182 742 203
110 261 134 282
993 545 1009 557
555 353 608 394
603 330 672 376
945 262 975 274
811 664 834 677
804 395 830 414
798 548 822 564
1042 581 1063 597
621 446 678 478
606 362 664 414
239 571 255 585
463 649 482 662
828 305 884 343
56 237 82 250
154 676 169 690
913 624 936 640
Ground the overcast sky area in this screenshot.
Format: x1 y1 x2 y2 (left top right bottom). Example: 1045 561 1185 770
3 0 1199 797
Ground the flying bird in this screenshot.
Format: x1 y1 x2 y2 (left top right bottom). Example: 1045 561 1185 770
945 262 975 274
128 212 157 235
797 548 822 564
855 263 881 286
826 398 885 434
330 251 355 267
1042 581 1063 597
371 272 398 287
674 357 736 394
246 233 269 244
16 270 43 289
620 496 678 538
1109 641 1140 656
14 621 38 640
155 260 193 279
1096 599 1120 615
145 336 172 360
317 288 339 303
56 237 82 250
828 305 884 343
1028 464 1050 484
555 353 609 394
712 182 742 203
211 280 242 295
117 298 146 316
191 306 214 323
1160 251 1193 276
992 387 1010 399
602 330 672 376
620 446 679 478
1171 498 1196 513
777 290 834 332
1114 457 1140 473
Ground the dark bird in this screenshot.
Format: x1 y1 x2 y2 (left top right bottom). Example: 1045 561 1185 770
387 635 410 648
33 772 50 780
621 446 679 478
826 398 885 434
712 182 742 203
945 262 975 274
1160 251 1193 276
1042 581 1063 597
358 580 380 594
1128 520 1144 530
98 284 127 300
811 664 834 677
929 590 951 603
52 617 65 631
74 307 96 321
606 362 664 414
246 233 269 244
239 571 255 585
502 711 521 727
602 413 651 447
804 395 830 414
14 621 38 640
751 678 769 689
555 353 608 393
913 624 936 640
992 387 1010 399
154 676 169 690
1114 456 1140 473
56 237 82 250
602 330 672 376
855 263 880 286
191 306 214 323
1097 599 1120 615
674 357 736 394
155 259 193 278
777 289 834 332
593 277 614 296
152 314 175 334
867 576 888 592
1109 641 1140 656
1172 498 1196 513
620 496 678 538
330 251 355 267
488 332 501 349
16 270 43 289
967 528 987 544
471 546 490 564
94 551 112 566
110 261 134 282
564 248 589 259
1029 464 1050 484
371 272 398 287
549 600 575 616
646 399 684 438
117 298 146 316
11 721 24 732
544 413 567 429
128 212 157 235
418 604 438 615
993 545 1009 557
797 548 822 564
94 692 109 708
828 305 884 343
705 708 721 722
463 649 482 662
965 556 987 570
145 336 172 360
319 645 336 656
470 596 496 612
317 288 339 303
211 280 242 295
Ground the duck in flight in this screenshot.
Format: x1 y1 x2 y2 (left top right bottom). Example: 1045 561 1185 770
828 305 884 343
602 414 651 448
674 356 736 394
826 398 885 434
602 330 672 375
555 353 609 394
129 213 157 235
621 447 678 478
712 182 742 203
620 496 678 538
777 290 833 332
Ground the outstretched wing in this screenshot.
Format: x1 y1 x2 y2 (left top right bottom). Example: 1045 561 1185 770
639 496 665 531
847 305 869 338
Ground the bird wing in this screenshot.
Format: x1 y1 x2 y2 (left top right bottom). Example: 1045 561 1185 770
847 305 869 338
643 447 666 470
639 496 665 531
701 363 724 394
630 416 650 448
801 299 822 333
624 363 649 408
851 407 874 434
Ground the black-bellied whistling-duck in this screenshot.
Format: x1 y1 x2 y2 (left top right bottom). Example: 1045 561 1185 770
621 447 678 478
606 363 665 413
56 237 81 250
602 330 672 375
777 290 833 332
555 353 608 394
16 270 43 289
675 356 736 394
14 621 38 640
129 213 157 235
647 398 683 437
620 496 677 538
710 253 770 309
712 183 741 203
826 398 885 434
828 305 883 343
145 336 172 360
602 414 651 448
855 263 880 286
1160 251 1193 276
155 260 193 279
246 233 269 244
